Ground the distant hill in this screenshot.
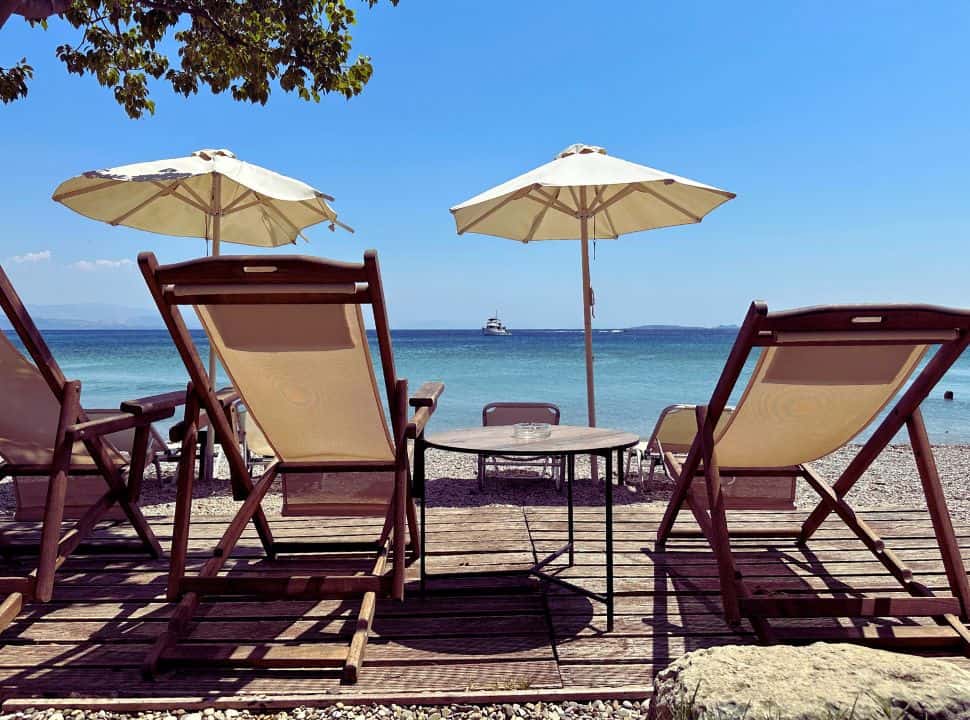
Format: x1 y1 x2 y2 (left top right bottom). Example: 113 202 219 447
0 303 201 330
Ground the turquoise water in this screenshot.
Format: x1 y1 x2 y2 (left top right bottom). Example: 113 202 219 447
7 328 970 443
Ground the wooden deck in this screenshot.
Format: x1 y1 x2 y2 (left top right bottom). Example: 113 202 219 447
1 504 969 710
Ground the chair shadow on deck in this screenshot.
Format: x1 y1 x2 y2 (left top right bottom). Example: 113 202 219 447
424 472 646 510
639 530 924 669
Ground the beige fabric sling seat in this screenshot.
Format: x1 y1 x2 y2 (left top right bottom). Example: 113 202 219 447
635 404 793 508
139 250 443 684
0 265 171 632
657 301 970 652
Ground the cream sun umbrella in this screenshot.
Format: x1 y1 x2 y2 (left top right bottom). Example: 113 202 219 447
53 148 354 463
53 146 353 363
451 143 735 437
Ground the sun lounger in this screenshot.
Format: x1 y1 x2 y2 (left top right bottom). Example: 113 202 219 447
657 301 970 650
138 250 443 683
478 402 563 490
0 265 175 630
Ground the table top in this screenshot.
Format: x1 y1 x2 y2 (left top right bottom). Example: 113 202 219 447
424 424 640 455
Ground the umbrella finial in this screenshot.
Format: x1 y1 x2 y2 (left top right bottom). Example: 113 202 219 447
557 144 607 159
193 149 236 161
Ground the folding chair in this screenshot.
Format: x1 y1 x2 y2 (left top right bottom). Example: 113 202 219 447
138 250 443 682
0 265 170 630
657 301 970 650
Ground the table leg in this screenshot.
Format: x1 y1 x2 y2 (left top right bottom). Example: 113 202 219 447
606 450 615 632
197 428 210 485
567 454 575 566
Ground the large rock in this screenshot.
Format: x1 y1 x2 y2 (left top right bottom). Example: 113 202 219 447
652 643 970 720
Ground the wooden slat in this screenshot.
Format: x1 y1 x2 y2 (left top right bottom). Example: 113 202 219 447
739 595 962 618
1 505 969 708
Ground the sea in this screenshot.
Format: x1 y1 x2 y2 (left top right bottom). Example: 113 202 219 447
7 327 970 444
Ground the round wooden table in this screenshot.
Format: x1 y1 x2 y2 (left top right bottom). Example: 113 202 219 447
418 424 639 632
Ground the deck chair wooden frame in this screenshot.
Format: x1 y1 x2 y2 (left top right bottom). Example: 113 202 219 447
0 265 169 631
656 301 970 651
138 250 443 683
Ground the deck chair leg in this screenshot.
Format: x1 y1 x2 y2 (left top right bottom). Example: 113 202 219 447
343 540 389 684
126 425 151 503
907 409 970 618
35 381 80 603
81 425 164 560
0 592 23 632
696 406 742 625
109 483 163 559
393 467 407 600
656 449 697 547
168 396 199 601
406 493 421 560
801 465 921 591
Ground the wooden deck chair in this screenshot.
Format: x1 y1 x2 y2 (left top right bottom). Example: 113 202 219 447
138 250 444 683
656 301 970 651
0 265 169 631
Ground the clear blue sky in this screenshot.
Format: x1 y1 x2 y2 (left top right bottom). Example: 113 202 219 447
1 2 968 328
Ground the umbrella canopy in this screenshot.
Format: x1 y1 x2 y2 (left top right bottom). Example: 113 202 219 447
52 148 352 251
450 143 735 438
452 144 733 241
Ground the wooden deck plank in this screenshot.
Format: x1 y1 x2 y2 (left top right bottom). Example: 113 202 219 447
1 504 968 706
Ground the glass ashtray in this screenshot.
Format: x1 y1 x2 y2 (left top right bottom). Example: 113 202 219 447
512 422 552 439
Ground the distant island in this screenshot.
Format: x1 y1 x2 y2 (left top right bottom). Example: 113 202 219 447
1 303 738 332
627 323 739 331
0 303 201 330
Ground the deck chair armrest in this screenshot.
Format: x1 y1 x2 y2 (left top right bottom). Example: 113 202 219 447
167 387 241 442
409 381 444 409
406 382 444 439
67 407 176 443
120 389 188 416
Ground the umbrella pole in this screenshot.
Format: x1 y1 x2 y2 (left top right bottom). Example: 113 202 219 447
579 198 599 483
204 174 222 480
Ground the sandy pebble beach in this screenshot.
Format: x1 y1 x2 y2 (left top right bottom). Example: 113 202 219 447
0 700 650 720
1 443 968 521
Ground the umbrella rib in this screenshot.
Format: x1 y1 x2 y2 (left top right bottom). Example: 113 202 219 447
528 187 579 218
299 198 336 220
601 205 619 238
455 185 533 234
221 189 256 214
296 197 354 233
221 199 262 216
637 183 701 222
523 188 561 243
587 185 637 216
567 187 582 214
258 196 303 237
331 218 355 233
156 181 211 214
108 181 180 226
52 179 124 202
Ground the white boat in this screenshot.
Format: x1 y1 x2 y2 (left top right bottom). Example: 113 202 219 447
482 314 511 336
